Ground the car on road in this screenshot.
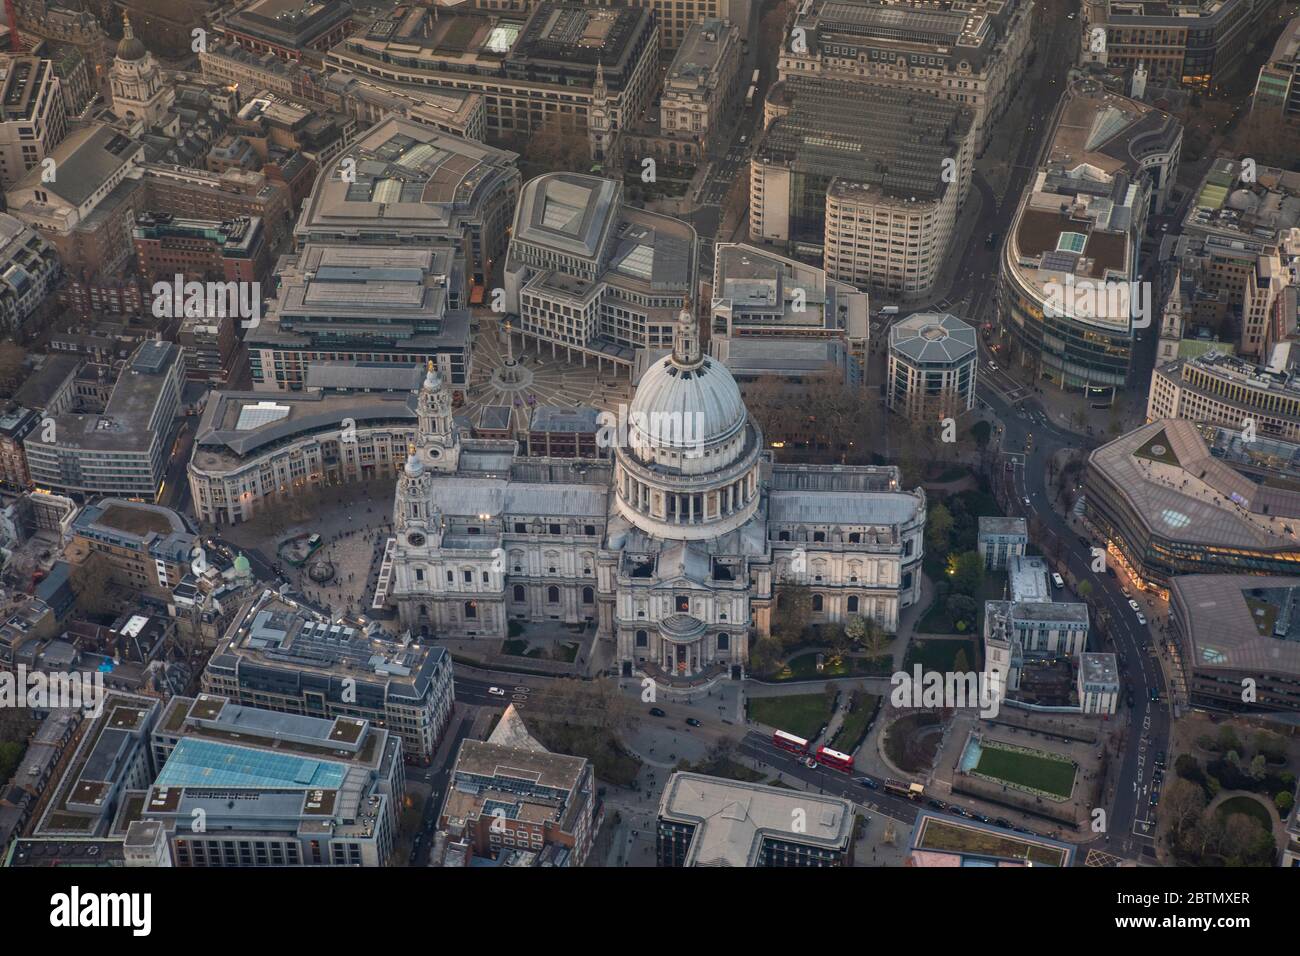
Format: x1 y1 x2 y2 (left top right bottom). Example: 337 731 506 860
1128 599 1141 612
1051 572 1065 589
857 777 880 790
994 817 1013 828
1155 751 1166 765
488 686 505 696
987 361 998 371
973 813 991 824
1136 613 1147 626
1149 690 1160 703
685 718 702 727
649 707 667 717
1121 586 1131 598
1022 496 1031 506
926 798 946 810
950 806 971 818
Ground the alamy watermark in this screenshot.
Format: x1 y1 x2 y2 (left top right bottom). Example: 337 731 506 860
890 665 1003 719
0 665 105 717
1043 275 1152 329
597 403 706 458
151 275 263 329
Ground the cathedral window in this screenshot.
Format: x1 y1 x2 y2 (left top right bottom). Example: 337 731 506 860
547 586 560 604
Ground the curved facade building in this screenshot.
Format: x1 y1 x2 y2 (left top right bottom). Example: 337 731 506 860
1084 419 1300 590
997 81 1181 392
188 391 420 525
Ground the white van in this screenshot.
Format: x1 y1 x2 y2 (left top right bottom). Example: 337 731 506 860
1051 572 1065 589
879 306 900 316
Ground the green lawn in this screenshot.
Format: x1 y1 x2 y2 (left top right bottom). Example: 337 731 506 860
974 744 1076 799
831 693 880 753
904 638 978 674
773 652 892 681
747 694 834 740
1216 795 1273 831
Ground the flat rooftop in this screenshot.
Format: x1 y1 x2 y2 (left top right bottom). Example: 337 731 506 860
1171 574 1300 677
659 772 854 866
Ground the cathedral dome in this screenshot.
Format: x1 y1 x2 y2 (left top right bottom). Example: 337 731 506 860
627 308 746 452
117 14 147 61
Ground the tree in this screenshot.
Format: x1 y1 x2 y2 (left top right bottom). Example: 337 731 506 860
950 550 985 597
926 502 954 557
1216 725 1241 754
1276 790 1295 815
861 617 889 657
1163 777 1206 843
1076 579 1094 599
525 117 592 175
750 635 783 674
946 593 978 628
772 582 813 649
844 615 867 645
952 647 971 675
970 420 992 449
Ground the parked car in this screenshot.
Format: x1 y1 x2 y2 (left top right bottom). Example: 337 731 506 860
858 777 880 790
1136 613 1147 626
1128 599 1141 612
685 718 702 727
649 707 666 717
488 687 505 696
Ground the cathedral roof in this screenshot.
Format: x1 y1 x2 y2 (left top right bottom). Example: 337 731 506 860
117 14 147 62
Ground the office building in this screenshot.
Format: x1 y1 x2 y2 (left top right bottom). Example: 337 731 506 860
216 0 355 63
188 389 419 525
1081 0 1280 92
293 117 520 286
248 243 471 393
202 591 455 763
438 705 594 866
1085 419 1300 589
754 77 974 295
325 2 660 157
657 772 854 866
68 498 197 595
908 810 1076 866
0 211 60 333
779 0 1034 152
978 516 1028 571
29 692 159 840
1147 348 1300 443
996 81 1181 394
710 242 869 382
1168 574 1300 713
651 18 743 163
886 312 977 420
143 692 404 867
1251 14 1300 122
22 341 183 502
0 56 68 190
502 172 696 372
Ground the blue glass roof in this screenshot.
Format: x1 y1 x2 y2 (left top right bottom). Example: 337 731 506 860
155 738 349 791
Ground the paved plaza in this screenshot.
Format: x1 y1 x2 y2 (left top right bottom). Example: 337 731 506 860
461 315 634 433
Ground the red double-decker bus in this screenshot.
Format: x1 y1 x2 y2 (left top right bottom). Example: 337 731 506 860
815 745 854 773
772 730 809 755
